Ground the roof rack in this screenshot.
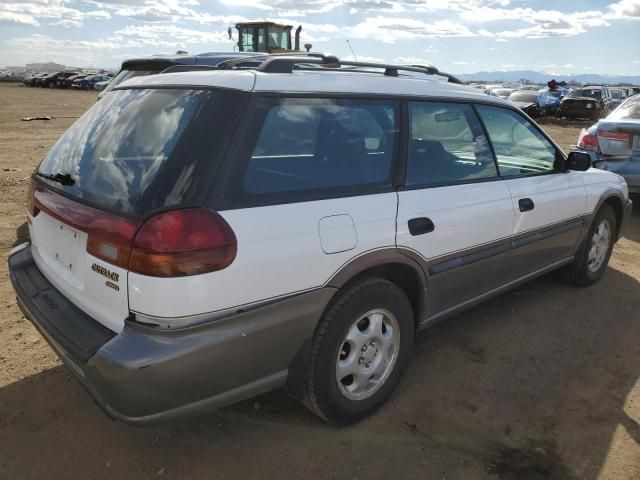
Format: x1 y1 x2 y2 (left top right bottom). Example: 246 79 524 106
216 53 464 84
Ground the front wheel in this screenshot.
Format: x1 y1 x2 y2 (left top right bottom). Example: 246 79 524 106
304 277 415 424
561 205 616 286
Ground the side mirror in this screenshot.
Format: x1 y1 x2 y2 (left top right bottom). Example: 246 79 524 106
566 151 592 171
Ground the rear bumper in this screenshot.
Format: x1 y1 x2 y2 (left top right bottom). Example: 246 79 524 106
9 244 333 425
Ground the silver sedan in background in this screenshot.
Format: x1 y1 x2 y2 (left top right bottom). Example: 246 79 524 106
574 94 640 194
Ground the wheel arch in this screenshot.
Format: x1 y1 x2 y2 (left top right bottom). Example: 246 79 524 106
325 248 428 331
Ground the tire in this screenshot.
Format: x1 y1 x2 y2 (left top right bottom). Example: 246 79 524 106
304 277 415 424
561 204 616 286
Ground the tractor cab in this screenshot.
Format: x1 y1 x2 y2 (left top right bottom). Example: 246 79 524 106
234 21 305 53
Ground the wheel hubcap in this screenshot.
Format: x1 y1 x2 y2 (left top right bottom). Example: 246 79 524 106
335 309 400 401
587 219 611 273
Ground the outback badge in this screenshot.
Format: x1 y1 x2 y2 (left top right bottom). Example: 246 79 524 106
92 263 120 291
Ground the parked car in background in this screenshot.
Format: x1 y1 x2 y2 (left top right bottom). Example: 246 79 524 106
73 74 112 90
492 88 515 99
507 90 547 117
9 55 631 426
518 85 544 92
94 79 112 91
61 74 87 89
23 73 48 87
558 86 614 120
98 51 265 99
34 72 59 88
54 72 80 89
539 90 562 115
574 94 640 194
609 88 628 110
39 71 79 88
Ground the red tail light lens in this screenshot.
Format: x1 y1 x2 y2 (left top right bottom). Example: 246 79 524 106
598 130 630 141
33 182 141 268
31 182 236 277
129 209 237 277
577 128 599 151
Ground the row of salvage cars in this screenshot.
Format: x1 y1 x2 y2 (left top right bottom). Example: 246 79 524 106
23 71 114 90
474 83 639 120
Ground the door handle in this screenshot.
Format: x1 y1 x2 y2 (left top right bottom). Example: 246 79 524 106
408 217 435 236
519 198 535 212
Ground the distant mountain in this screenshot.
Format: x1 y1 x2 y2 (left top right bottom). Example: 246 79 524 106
456 70 640 85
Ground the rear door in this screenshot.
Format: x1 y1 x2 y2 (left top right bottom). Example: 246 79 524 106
475 105 587 278
396 101 515 320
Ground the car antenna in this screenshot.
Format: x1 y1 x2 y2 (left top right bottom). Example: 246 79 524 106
346 39 358 62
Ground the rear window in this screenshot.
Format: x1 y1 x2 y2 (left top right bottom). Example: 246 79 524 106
608 96 640 120
37 88 244 216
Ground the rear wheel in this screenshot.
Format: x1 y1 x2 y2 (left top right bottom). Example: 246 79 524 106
305 277 414 424
561 205 616 286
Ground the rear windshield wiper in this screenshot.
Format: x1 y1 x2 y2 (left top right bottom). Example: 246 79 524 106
36 171 75 186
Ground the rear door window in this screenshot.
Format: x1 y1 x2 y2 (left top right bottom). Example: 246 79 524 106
406 102 497 186
226 98 399 203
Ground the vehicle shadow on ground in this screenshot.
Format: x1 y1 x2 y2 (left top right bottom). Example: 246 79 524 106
12 221 29 248
1 264 639 479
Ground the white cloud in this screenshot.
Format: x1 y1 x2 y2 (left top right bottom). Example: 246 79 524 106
351 17 476 43
113 24 231 47
342 54 385 62
395 56 433 65
0 1 85 28
608 0 640 19
0 11 39 26
86 10 112 19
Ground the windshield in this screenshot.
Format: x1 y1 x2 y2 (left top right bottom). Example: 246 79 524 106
37 88 243 216
493 89 513 97
508 92 538 103
611 90 622 99
568 89 602 99
608 97 640 120
101 69 155 95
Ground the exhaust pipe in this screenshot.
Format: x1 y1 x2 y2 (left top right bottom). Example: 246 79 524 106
294 25 302 51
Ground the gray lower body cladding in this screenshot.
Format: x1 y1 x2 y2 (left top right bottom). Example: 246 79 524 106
9 244 336 425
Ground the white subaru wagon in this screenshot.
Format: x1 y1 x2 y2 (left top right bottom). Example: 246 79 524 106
9 55 632 425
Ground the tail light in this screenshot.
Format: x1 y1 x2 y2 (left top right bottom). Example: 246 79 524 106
129 209 237 277
577 128 599 151
27 178 39 217
31 181 236 277
598 130 630 142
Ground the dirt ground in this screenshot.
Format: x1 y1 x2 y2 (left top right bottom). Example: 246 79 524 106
0 83 639 480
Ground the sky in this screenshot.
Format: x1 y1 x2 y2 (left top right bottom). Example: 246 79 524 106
0 0 639 75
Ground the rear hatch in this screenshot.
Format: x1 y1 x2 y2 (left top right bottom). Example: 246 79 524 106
29 86 244 332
